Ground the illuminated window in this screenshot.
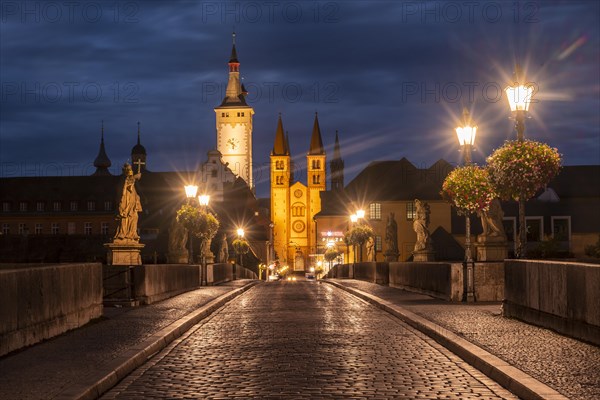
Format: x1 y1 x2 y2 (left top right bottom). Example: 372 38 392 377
51 223 59 235
369 203 381 220
406 202 415 221
375 236 382 251
101 222 109 235
35 224 43 235
2 224 9 235
84 222 92 235
18 223 27 235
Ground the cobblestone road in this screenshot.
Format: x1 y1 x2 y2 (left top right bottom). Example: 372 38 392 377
104 282 518 399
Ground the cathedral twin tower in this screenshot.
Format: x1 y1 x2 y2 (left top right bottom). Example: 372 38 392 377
215 34 344 270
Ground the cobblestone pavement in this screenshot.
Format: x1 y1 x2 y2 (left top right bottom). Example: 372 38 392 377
332 280 600 400
104 281 518 399
0 280 251 400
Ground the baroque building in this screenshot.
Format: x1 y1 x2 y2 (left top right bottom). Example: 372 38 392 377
270 113 331 272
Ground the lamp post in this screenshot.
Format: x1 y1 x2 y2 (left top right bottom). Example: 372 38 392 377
198 193 210 285
237 228 244 269
456 108 477 302
184 184 198 264
505 64 533 258
455 108 477 263
350 213 358 263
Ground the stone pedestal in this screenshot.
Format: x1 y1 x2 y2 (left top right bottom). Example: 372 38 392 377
413 250 435 262
476 236 508 261
384 251 399 262
104 242 145 266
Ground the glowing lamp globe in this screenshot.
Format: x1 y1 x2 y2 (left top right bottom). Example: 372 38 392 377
198 194 210 206
184 185 198 198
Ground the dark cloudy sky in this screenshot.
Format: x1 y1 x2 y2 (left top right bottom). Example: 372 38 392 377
1 0 598 197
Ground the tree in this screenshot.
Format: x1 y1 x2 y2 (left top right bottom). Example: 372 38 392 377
487 139 561 257
232 237 250 267
345 224 374 262
176 204 220 260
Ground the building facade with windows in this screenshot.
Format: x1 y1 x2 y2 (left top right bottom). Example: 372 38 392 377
315 159 599 262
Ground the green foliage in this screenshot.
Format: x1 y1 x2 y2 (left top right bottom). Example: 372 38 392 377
176 204 219 241
345 224 374 246
232 238 250 255
441 165 497 215
528 236 573 259
584 235 600 258
324 248 339 262
486 140 562 201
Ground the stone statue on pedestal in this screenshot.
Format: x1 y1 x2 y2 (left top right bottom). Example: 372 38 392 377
384 212 399 261
413 199 432 252
167 216 188 263
477 198 507 242
114 163 142 244
366 236 376 262
475 198 508 261
105 163 144 266
217 233 229 263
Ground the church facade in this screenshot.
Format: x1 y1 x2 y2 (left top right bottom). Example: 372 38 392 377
270 113 337 272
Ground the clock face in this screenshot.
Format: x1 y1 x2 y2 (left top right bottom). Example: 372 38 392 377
227 137 239 151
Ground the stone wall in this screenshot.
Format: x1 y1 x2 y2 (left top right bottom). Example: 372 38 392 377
389 262 456 300
208 263 233 285
326 262 504 302
0 263 103 357
133 264 200 304
504 260 600 345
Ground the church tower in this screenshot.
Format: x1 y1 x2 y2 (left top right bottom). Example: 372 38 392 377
131 121 147 173
214 32 255 189
306 113 326 258
92 120 112 176
330 130 344 190
270 114 291 264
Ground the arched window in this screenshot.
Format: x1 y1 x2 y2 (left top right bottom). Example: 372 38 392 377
292 202 305 217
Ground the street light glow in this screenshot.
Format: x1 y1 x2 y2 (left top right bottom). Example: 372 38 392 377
237 228 245 237
184 185 198 198
198 194 210 206
350 214 358 223
505 64 533 112
356 209 365 219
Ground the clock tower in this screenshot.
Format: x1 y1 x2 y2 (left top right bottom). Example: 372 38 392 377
215 32 255 188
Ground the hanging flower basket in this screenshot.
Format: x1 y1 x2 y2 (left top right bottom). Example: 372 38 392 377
441 165 496 215
486 140 561 201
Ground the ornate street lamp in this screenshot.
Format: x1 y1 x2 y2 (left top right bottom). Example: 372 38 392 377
456 108 477 264
455 108 477 165
236 228 245 269
184 184 198 264
198 194 210 208
505 64 533 257
505 64 533 141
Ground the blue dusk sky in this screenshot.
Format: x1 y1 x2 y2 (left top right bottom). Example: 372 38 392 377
1 0 598 197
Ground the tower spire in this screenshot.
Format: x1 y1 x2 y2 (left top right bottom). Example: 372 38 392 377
93 120 112 176
272 113 287 155
309 112 325 155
